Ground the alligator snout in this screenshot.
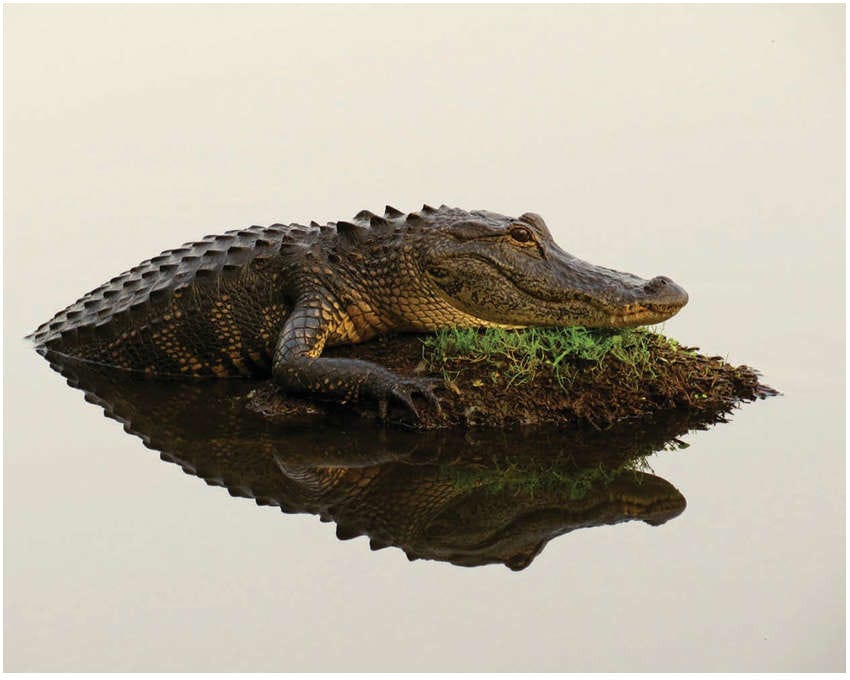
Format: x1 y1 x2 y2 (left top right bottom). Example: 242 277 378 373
642 276 689 308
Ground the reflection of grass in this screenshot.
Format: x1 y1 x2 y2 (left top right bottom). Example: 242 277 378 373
421 326 667 387
440 453 661 501
440 427 693 500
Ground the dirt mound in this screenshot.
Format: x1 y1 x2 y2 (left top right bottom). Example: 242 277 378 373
248 328 778 429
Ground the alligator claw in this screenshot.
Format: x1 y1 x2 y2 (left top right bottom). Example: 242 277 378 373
379 376 442 425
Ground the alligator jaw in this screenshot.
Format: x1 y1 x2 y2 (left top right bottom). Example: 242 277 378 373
427 473 687 569
424 212 689 331
540 244 689 328
490 255 689 329
603 294 690 328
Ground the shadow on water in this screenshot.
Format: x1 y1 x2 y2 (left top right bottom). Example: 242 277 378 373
38 350 749 570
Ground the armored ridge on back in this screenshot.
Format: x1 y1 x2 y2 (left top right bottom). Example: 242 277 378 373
30 205 689 420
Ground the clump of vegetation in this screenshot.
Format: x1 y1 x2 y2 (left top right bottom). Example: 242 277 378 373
253 326 777 429
412 326 775 428
421 326 661 388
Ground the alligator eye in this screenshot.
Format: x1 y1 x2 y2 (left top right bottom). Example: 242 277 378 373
509 226 533 244
427 266 451 280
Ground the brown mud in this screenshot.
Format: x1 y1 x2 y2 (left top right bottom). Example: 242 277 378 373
247 332 778 430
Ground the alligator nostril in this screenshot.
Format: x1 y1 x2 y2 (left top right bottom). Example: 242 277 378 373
645 276 671 293
643 275 688 307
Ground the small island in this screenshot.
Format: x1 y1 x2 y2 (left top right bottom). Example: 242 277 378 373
248 327 778 429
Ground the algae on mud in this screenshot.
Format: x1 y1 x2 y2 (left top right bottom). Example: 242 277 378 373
249 326 777 429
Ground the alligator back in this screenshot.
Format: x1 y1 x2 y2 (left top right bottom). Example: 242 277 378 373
30 224 296 377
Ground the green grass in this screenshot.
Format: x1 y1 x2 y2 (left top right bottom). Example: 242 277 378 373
421 326 668 387
439 453 657 500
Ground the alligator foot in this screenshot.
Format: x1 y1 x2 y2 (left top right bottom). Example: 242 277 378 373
376 376 443 427
272 353 444 427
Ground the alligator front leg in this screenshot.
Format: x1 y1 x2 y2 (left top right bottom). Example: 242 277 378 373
271 303 440 422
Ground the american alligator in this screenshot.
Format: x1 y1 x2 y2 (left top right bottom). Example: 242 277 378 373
30 205 688 419
43 351 689 570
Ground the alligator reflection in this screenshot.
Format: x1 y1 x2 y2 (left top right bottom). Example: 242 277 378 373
43 351 711 570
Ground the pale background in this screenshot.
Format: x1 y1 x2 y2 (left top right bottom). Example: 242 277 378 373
4 4 844 671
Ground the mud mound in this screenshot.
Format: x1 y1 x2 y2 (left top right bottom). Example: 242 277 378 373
248 329 777 429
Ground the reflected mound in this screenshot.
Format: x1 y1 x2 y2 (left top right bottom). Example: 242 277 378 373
37 351 740 570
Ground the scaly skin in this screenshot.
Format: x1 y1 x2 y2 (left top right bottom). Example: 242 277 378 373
43 351 689 570
30 205 689 418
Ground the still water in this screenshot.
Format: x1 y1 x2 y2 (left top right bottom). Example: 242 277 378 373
32 352 704 571
5 4 843 672
5 336 841 671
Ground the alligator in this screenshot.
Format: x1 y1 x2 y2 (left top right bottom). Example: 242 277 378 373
43 350 689 570
30 205 689 419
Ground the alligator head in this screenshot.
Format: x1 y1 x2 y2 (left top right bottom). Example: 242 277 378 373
408 206 688 328
415 471 687 570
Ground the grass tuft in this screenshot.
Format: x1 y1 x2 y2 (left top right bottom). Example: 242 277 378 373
421 326 659 387
309 324 777 429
